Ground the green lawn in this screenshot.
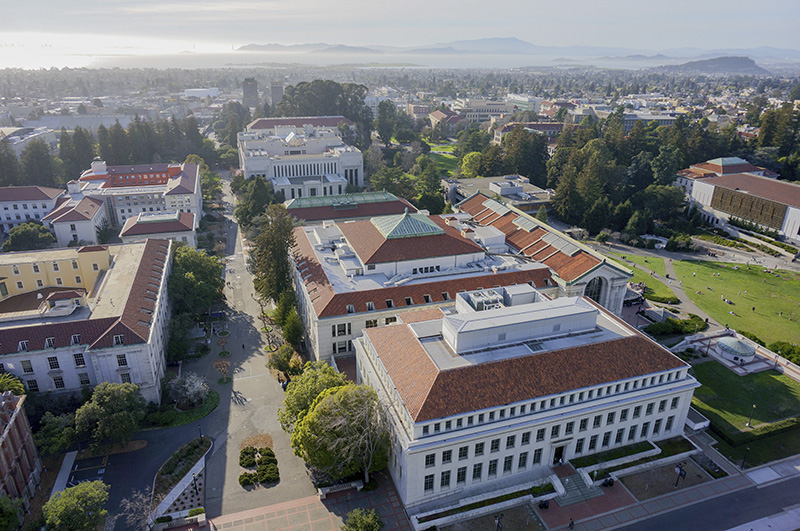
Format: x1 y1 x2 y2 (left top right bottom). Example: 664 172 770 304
672 260 800 345
429 143 455 152
691 362 800 432
607 252 668 278
604 252 678 303
712 427 800 468
430 152 458 177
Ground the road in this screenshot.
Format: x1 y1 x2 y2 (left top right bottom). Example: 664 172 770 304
616 476 800 531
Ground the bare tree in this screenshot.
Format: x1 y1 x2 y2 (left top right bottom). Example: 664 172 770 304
117 487 162 531
214 360 231 382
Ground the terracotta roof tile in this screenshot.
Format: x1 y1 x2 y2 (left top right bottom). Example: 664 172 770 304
119 212 194 237
397 307 445 324
0 186 63 202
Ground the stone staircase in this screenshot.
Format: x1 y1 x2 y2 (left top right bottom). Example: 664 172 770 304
554 473 605 507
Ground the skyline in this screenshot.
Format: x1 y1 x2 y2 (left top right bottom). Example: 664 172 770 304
2 0 800 69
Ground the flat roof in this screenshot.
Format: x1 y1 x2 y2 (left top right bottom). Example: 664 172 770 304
700 173 800 209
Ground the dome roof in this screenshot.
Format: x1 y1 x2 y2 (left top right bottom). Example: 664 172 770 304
718 336 756 357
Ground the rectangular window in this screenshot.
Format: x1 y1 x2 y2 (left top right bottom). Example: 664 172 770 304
579 418 588 432
424 475 434 492
121 373 132 384
671 397 679 410
384 316 397 325
92 263 99 271
442 450 452 464
21 360 33 373
615 429 624 444
565 421 574 435
628 425 637 441
116 354 128 366
78 373 90 386
519 452 528 469
18 341 29 352
602 431 611 447
404 297 413 306
71 334 81 345
36 279 43 288
434 423 440 433
536 428 545 442
422 426 429 436
473 463 482 481
441 292 450 300
620 409 629 422
457 467 467 484
533 448 542 464
488 411 494 421
506 435 515 449
71 260 78 269
425 454 435 468
646 403 654 416
499 409 505 419
440 470 450 488
488 459 498 477
503 455 513 473
633 406 642 418
445 420 451 430
593 415 602 428
423 294 432 303
385 299 394 308
26 379 39 392
75 276 82 284
459 446 469 460
475 442 484 456
16 281 23 290
346 304 354 314
53 376 65 389
589 435 598 451
666 416 675 431
365 319 378 328
52 262 59 271
659 400 667 412
607 412 615 425
653 419 663 435
641 422 650 438
73 353 86 367
32 264 39 273
366 301 374 311
521 432 531 445
45 337 55 348
490 439 500 453
478 413 484 423
576 438 585 453
551 425 560 438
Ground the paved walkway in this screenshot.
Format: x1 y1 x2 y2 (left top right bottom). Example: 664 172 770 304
208 473 411 531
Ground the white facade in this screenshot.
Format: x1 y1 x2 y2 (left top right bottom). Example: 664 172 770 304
354 288 698 509
238 125 364 198
0 127 57 158
0 187 63 234
505 94 543 113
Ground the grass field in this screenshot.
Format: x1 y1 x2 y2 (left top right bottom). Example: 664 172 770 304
713 426 800 468
691 362 800 432
672 260 800 345
429 143 455 152
607 252 668 278
603 252 677 303
430 152 458 177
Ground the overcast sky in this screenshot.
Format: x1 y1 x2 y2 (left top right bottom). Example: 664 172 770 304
2 0 799 53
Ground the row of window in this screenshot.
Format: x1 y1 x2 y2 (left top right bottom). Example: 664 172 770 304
13 276 83 291
9 260 95 275
9 352 124 372
2 203 49 210
424 449 544 492
345 293 449 314
4 213 40 222
420 377 683 437
573 417 676 454
22 372 130 393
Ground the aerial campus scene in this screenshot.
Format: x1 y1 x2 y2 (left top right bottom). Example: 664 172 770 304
0 1 800 530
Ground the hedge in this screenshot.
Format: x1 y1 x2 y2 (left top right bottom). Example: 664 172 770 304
710 416 800 446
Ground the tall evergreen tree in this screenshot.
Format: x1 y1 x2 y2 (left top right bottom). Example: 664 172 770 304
21 139 61 186
96 124 113 162
0 137 21 186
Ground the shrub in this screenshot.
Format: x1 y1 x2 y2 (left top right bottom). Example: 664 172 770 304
258 454 277 466
257 463 280 484
155 516 173 523
238 472 257 486
738 330 766 347
259 447 275 459
239 446 257 468
188 507 205 517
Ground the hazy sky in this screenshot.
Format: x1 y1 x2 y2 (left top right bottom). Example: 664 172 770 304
2 0 799 55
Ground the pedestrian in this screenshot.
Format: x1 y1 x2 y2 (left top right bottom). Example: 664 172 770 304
744 290 748 295
738 290 741 296
242 343 245 350
752 307 755 312
569 519 575 530
693 272 696 277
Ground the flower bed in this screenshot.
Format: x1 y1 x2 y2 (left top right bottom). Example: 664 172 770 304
154 438 212 499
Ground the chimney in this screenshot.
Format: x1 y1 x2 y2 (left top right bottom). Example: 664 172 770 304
67 180 81 195
461 228 475 240
90 160 107 175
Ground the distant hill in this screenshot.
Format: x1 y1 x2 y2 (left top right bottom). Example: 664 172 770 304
237 43 328 52
407 46 474 55
656 56 770 75
315 45 383 54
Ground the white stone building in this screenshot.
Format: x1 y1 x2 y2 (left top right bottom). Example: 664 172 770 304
0 186 64 234
41 181 108 247
0 127 58 158
119 211 196 248
291 211 557 363
0 241 172 403
354 286 698 509
238 122 363 199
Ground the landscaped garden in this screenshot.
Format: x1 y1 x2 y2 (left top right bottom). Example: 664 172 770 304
673 260 800 345
238 444 280 487
691 361 800 467
154 437 212 501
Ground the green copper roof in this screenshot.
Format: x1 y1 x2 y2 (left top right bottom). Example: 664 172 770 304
371 210 445 239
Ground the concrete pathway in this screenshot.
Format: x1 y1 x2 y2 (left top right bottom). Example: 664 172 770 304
208 472 411 531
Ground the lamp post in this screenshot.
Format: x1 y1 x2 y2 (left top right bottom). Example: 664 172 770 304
746 404 756 428
740 447 751 470
192 472 198 495
674 463 685 488
198 425 203 441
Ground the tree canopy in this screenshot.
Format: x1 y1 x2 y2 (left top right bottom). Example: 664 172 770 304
248 204 296 303
1 222 55 252
278 361 349 433
169 245 224 316
75 383 146 448
43 480 109 531
0 374 24 396
342 509 384 531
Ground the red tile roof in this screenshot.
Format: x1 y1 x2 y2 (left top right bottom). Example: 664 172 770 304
247 116 354 130
701 173 800 210
366 325 687 422
397 307 445 324
287 198 416 223
457 193 605 283
337 216 483 265
119 212 194 237
292 227 553 319
0 186 63 202
45 290 85 301
42 197 104 223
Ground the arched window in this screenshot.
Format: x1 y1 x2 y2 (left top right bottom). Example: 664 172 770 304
584 277 604 304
